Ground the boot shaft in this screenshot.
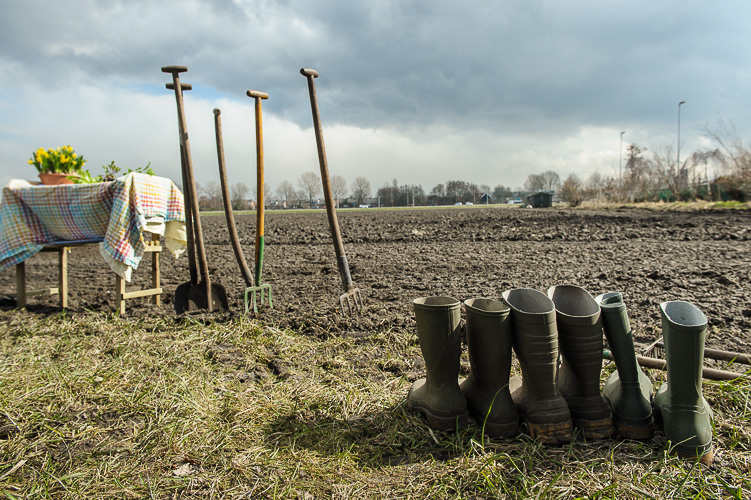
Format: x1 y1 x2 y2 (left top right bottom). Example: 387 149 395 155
660 301 708 405
464 298 512 389
413 296 462 385
596 292 642 382
549 285 604 394
502 288 560 396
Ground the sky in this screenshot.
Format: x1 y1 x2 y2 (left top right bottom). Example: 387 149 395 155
2 0 750 197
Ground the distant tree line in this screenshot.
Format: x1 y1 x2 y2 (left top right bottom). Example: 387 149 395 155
190 122 750 210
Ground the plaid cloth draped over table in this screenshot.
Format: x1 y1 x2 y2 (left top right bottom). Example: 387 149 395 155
0 172 186 281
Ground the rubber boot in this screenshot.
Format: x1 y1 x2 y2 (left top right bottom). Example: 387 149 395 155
459 298 519 437
654 300 714 464
548 285 614 439
407 296 468 432
502 288 573 445
596 292 654 439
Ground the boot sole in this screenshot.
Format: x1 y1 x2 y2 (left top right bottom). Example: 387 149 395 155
677 448 714 465
524 418 574 445
407 400 469 432
572 417 615 439
615 421 655 440
469 409 519 438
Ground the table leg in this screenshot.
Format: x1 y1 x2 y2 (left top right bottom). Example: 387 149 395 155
59 247 68 308
15 261 26 308
152 234 160 306
116 274 126 315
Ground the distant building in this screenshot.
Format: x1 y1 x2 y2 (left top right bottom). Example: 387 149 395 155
480 192 492 204
524 191 553 208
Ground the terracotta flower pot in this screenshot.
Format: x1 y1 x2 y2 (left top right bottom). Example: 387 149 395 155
39 173 79 185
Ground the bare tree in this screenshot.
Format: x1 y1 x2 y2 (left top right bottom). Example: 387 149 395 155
585 172 605 201
560 174 583 207
199 180 223 211
352 176 371 206
649 145 688 200
276 180 297 207
493 184 513 203
331 175 348 208
230 182 250 210
539 170 561 191
523 173 545 192
252 183 271 207
298 172 321 208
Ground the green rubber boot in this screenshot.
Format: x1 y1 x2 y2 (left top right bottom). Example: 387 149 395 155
503 288 573 445
548 285 614 439
460 298 519 438
407 296 468 432
596 292 654 439
654 300 714 464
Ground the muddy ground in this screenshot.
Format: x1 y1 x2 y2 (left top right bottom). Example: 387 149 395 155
2 205 751 356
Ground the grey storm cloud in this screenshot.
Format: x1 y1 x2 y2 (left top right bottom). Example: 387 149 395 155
1 0 750 190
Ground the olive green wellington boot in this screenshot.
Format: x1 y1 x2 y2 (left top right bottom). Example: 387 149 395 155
407 296 469 432
596 292 654 440
459 298 519 438
503 288 573 445
654 300 714 464
548 285 614 439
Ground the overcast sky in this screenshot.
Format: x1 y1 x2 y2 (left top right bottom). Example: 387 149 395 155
2 0 749 197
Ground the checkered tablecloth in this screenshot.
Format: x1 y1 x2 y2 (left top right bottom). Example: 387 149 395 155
0 173 186 279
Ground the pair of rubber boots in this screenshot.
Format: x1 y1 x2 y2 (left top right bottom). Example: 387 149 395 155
406 296 518 436
407 286 615 442
503 286 613 444
598 293 713 463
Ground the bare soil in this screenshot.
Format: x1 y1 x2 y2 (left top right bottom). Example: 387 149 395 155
3 206 751 355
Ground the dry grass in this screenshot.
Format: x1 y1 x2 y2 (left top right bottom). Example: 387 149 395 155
1 309 750 499
578 200 751 212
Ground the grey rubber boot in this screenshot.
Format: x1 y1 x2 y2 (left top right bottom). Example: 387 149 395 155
548 285 614 439
502 288 573 445
407 296 469 432
654 300 714 464
596 292 654 439
460 298 519 438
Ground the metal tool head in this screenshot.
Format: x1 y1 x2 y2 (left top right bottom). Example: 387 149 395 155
246 90 269 100
339 288 363 315
300 68 319 78
245 284 273 314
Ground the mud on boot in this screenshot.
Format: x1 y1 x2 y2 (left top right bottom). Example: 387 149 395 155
549 285 614 439
502 288 573 445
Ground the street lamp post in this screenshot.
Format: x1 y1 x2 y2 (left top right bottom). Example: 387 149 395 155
677 101 685 170
619 131 625 182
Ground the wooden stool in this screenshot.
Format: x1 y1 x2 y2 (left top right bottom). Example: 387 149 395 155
116 234 162 314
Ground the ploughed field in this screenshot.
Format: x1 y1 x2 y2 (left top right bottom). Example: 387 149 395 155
3 205 751 357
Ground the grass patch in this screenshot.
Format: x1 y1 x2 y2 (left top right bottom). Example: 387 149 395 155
1 310 750 498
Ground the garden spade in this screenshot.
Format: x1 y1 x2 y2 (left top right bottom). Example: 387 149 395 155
300 68 363 314
163 65 228 313
169 82 198 313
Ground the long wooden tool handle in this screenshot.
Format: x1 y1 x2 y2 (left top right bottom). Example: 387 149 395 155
214 108 253 287
655 342 751 365
162 65 213 310
300 68 355 293
247 90 269 287
166 82 197 285
604 351 751 381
